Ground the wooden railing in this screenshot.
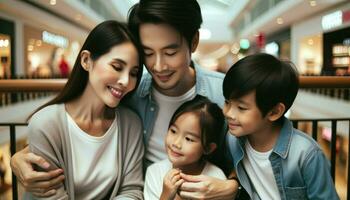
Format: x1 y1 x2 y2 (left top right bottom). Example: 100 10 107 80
0 76 350 200
1 76 350 92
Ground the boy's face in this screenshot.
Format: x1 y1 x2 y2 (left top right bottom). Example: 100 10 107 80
165 112 204 169
139 23 194 96
223 90 269 137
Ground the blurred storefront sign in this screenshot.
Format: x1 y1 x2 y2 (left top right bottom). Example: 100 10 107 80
322 9 350 31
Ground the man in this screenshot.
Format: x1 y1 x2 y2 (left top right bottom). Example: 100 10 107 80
11 0 239 199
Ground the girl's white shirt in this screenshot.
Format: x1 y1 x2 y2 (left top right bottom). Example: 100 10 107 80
144 159 226 200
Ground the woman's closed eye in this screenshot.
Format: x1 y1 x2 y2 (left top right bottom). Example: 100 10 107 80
111 64 122 71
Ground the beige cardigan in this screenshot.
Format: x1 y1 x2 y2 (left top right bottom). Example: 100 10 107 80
25 104 144 200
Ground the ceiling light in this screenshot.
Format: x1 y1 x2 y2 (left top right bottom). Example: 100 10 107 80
50 0 56 6
309 0 317 7
277 17 284 25
308 39 314 45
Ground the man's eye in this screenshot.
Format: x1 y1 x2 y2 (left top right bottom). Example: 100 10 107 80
165 51 176 56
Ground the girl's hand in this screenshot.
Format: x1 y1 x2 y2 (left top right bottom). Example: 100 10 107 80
160 168 184 200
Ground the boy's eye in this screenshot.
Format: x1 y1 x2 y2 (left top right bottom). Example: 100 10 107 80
170 128 176 134
224 100 229 104
238 106 247 111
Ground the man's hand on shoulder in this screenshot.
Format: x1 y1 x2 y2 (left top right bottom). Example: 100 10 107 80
10 146 64 197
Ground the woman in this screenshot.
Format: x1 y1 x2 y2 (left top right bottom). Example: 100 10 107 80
24 20 144 199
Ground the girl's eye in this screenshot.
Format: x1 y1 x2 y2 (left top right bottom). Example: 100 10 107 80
185 137 194 142
224 100 229 104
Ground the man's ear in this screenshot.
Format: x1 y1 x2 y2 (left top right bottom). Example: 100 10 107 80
205 143 217 155
267 103 286 122
80 50 92 71
190 31 199 53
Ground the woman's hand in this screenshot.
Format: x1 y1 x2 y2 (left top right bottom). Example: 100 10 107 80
179 173 238 200
10 146 64 197
160 168 184 200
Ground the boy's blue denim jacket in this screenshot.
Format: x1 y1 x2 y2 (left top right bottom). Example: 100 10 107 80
125 62 225 150
227 117 339 200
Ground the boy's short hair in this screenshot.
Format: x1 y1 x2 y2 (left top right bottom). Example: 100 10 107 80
127 0 202 48
223 53 299 120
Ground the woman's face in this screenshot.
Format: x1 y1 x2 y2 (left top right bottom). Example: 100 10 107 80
87 42 140 108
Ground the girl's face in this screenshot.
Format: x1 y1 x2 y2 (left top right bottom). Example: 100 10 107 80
165 112 204 169
86 42 140 108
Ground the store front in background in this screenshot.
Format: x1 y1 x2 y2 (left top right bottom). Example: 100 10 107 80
323 26 350 76
23 25 80 78
265 28 291 61
321 7 350 75
0 17 15 79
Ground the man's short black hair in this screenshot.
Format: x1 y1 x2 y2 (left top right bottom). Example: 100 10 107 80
128 0 202 48
223 53 299 122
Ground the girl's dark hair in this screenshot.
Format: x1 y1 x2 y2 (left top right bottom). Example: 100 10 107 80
30 20 143 119
128 0 202 48
169 95 230 174
223 53 299 124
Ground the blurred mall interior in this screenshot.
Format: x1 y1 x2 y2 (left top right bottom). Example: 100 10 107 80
0 0 350 199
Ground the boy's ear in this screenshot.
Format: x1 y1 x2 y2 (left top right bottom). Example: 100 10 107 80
205 143 217 155
80 50 92 71
190 31 199 53
267 103 286 122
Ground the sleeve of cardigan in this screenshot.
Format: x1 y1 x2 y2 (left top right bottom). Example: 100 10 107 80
114 111 144 200
26 107 68 200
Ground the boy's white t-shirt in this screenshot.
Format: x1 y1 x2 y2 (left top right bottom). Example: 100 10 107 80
145 86 196 163
66 112 118 200
144 159 227 200
243 141 281 200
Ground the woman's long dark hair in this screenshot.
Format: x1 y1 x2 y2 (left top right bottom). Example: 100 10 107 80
168 95 230 175
30 20 143 119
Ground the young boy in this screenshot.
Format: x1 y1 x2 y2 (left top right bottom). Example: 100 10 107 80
223 53 339 199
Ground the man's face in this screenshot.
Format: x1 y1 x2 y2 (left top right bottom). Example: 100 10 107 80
139 23 195 96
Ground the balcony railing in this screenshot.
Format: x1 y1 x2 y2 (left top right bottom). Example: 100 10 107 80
0 76 350 200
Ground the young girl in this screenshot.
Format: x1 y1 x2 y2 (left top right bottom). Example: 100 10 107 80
24 20 144 199
144 95 228 200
